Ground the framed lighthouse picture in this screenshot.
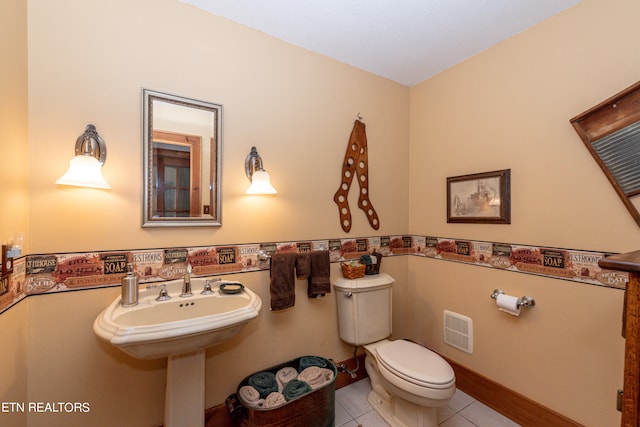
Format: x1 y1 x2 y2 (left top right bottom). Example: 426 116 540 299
447 169 511 224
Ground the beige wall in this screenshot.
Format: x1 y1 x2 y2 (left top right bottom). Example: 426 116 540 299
8 0 410 426
408 0 639 425
26 0 409 254
0 300 28 427
2 0 638 426
0 0 28 425
23 258 407 427
0 0 29 250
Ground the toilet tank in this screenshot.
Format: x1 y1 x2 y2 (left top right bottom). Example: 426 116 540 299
333 273 394 346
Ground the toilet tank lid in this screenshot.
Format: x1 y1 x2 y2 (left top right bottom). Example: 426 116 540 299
333 273 395 291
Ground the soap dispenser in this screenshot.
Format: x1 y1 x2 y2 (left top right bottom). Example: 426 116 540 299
121 263 139 307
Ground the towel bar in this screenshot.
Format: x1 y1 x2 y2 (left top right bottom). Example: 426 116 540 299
257 250 272 261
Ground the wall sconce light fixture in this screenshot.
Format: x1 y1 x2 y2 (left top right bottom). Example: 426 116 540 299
56 124 110 189
244 146 277 195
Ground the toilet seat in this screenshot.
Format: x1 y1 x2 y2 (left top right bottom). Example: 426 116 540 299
376 340 455 390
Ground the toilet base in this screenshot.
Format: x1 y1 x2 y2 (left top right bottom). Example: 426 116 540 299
367 387 438 427
364 342 453 427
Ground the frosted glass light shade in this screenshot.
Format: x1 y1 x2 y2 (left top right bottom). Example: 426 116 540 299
56 154 111 189
246 170 277 195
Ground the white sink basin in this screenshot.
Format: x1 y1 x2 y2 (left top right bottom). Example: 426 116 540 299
93 277 262 359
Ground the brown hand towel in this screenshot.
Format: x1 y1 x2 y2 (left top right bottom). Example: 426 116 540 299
295 252 310 279
270 253 298 310
308 250 331 298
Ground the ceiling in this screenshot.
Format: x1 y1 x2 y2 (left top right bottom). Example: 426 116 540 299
180 0 582 86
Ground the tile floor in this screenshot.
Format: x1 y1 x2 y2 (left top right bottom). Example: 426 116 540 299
335 379 521 427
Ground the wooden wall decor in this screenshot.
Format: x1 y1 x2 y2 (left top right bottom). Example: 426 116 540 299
571 81 640 227
333 119 380 232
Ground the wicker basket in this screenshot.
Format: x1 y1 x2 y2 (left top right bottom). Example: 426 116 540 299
227 356 337 427
341 262 366 279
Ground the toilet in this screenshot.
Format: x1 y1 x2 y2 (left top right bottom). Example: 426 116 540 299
334 273 455 427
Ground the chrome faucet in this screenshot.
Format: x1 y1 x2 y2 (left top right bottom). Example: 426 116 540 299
180 263 193 297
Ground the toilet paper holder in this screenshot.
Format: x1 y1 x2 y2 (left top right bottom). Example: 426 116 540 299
490 289 535 308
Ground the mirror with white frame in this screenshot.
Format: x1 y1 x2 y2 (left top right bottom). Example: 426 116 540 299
142 89 222 227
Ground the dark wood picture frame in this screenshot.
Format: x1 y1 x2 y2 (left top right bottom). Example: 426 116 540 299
447 169 511 224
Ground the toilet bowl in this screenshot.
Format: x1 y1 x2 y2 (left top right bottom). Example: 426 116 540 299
364 339 455 427
333 274 456 427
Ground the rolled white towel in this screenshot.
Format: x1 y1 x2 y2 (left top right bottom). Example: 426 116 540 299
263 391 286 409
297 366 334 390
276 366 298 392
239 385 262 408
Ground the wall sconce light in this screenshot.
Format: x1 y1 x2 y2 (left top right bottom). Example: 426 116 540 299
56 124 110 189
244 146 277 195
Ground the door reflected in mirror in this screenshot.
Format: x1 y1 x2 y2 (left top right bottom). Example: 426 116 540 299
142 89 222 227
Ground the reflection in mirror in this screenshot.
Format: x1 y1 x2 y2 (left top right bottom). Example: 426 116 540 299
571 81 640 227
142 89 222 227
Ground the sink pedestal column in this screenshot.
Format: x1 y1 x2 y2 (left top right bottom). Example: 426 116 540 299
165 350 206 427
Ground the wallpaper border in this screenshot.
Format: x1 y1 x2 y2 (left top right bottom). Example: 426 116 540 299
0 235 627 315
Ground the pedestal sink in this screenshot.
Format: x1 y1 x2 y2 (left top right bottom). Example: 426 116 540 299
93 277 262 427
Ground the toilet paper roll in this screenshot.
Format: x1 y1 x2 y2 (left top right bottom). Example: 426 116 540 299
496 293 521 316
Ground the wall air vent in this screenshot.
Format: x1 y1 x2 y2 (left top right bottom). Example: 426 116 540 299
443 310 473 354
